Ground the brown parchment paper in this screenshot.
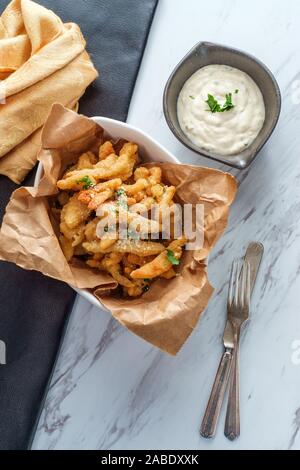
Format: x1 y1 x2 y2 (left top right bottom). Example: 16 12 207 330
0 104 238 355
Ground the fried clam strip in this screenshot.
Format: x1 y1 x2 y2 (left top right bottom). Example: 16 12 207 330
133 167 163 202
57 154 117 190
62 151 96 176
57 143 138 190
117 178 149 204
113 184 158 236
86 253 104 268
134 166 162 184
99 141 115 160
61 193 91 230
78 178 122 210
59 193 92 260
84 214 118 252
76 151 97 170
154 186 177 231
59 235 74 262
60 223 85 246
150 184 164 200
60 223 90 261
148 167 162 185
126 254 150 266
91 232 118 253
87 254 149 297
96 201 117 216
134 167 149 180
99 237 118 251
118 189 160 236
122 178 149 195
126 279 150 297
93 253 134 289
129 190 176 235
84 218 100 241
125 208 160 236
82 239 165 256
121 255 155 297
94 199 160 237
128 192 173 233
160 186 176 206
132 167 175 215
116 240 165 256
130 197 155 213
60 152 98 191
130 237 186 279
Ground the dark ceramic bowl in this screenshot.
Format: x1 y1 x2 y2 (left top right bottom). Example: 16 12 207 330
163 42 281 169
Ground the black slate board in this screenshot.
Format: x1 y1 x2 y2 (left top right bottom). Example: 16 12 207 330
0 0 158 450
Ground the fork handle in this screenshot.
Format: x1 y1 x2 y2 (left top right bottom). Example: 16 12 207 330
225 331 241 441
200 349 233 439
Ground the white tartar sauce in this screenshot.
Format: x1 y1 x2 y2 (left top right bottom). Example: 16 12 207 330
177 65 265 156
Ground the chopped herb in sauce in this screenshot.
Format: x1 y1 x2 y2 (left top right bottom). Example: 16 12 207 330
221 93 234 112
205 92 235 113
206 94 221 113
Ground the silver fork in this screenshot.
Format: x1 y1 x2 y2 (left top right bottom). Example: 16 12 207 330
224 260 251 441
200 259 249 438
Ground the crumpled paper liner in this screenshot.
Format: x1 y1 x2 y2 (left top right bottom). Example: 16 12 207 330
0 0 98 183
0 104 238 355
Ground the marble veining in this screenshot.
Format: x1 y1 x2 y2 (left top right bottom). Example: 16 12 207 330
32 0 300 450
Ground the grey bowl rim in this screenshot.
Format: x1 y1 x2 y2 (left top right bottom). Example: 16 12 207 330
163 41 282 169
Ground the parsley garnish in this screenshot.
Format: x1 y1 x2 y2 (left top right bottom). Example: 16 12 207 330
189 95 195 100
206 94 221 113
115 188 128 210
206 92 236 113
235 89 239 94
76 176 95 190
167 249 180 266
221 93 234 112
116 188 126 197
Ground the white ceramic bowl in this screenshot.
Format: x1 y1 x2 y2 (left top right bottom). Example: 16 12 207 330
35 116 180 308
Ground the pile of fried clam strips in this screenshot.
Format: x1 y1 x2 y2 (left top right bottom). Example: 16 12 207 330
54 139 186 298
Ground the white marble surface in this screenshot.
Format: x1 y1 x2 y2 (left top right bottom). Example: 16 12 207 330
32 0 300 450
